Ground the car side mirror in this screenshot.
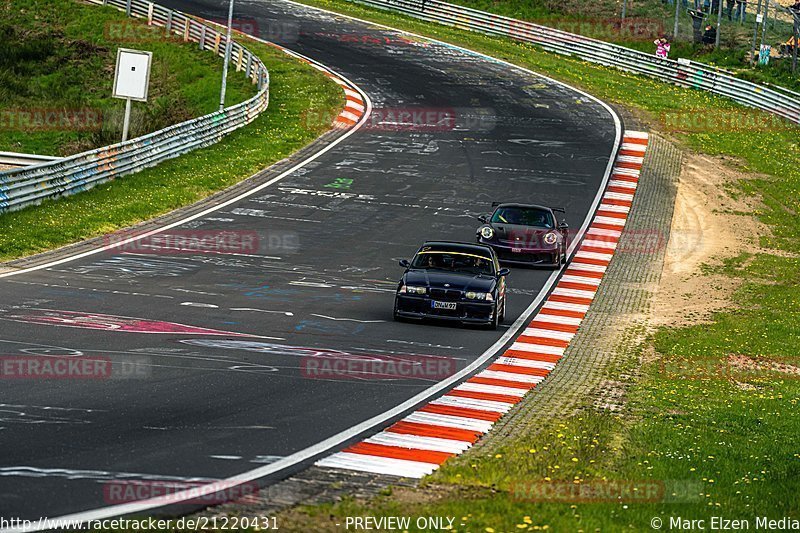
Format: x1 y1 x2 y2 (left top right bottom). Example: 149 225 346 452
399 259 411 269
559 221 569 229
477 214 489 223
497 268 510 278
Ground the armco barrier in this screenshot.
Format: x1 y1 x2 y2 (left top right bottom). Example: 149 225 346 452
348 0 800 125
0 0 269 214
0 152 62 169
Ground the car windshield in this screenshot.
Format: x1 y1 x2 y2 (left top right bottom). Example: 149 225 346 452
412 249 495 276
491 206 554 228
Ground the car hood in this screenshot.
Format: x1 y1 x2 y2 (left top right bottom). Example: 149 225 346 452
490 224 556 246
403 269 495 292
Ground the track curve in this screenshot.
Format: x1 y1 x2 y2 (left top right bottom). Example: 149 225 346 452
0 0 619 523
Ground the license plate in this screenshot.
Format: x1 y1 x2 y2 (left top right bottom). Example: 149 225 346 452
432 301 457 310
511 247 522 253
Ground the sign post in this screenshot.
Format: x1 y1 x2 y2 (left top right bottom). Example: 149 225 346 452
220 0 236 111
112 48 152 142
122 98 132 142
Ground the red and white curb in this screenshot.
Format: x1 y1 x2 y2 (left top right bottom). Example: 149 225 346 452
315 131 650 478
335 83 367 128
296 59 367 128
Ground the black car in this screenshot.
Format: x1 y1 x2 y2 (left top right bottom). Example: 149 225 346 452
476 202 570 267
393 241 509 329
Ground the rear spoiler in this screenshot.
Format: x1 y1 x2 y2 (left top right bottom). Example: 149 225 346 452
491 202 566 214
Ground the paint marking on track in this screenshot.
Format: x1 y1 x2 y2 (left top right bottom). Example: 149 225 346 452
314 132 649 478
311 314 387 323
230 308 295 316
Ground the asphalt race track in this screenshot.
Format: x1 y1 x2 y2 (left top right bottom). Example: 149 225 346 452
0 0 618 521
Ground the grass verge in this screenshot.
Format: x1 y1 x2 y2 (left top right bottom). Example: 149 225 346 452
0 34 343 262
259 0 800 530
0 0 257 156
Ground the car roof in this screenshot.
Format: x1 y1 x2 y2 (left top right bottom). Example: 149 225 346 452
493 203 553 212
418 241 496 257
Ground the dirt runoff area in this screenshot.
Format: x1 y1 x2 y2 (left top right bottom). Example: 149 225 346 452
652 151 770 328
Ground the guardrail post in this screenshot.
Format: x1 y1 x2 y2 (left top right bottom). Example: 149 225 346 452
200 26 206 50
165 10 173 34
125 0 132 16
147 3 154 25
245 54 253 78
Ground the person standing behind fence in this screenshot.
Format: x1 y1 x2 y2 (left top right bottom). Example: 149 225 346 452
688 8 707 42
654 37 672 58
726 0 735 19
734 0 747 21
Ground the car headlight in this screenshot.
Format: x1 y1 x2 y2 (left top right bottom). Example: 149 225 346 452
465 291 491 300
480 226 494 239
406 286 427 295
544 232 558 245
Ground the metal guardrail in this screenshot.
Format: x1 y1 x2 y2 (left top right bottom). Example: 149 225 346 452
350 0 800 125
0 0 269 214
0 152 62 169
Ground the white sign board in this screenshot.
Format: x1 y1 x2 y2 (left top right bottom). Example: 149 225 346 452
113 48 152 102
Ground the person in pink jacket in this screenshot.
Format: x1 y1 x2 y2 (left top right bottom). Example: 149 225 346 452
655 37 672 58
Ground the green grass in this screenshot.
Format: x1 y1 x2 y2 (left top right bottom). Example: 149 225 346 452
0 34 343 261
0 0 254 155
256 1 800 530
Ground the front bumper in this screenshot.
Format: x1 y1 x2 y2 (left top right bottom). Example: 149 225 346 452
395 295 495 323
478 239 559 265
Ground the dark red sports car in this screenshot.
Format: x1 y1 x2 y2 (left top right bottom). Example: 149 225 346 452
475 202 570 267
